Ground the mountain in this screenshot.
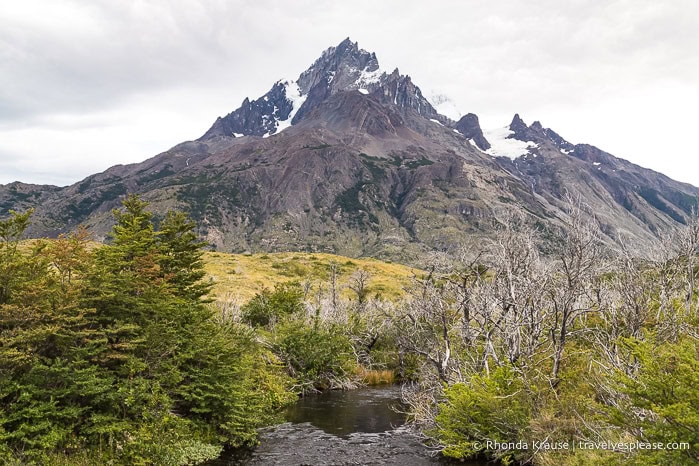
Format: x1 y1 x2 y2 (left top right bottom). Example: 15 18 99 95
202 38 450 139
2 38 698 263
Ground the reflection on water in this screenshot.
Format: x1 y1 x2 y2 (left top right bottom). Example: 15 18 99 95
285 385 406 436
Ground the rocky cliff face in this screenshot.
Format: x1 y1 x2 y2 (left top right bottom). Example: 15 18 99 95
2 38 698 263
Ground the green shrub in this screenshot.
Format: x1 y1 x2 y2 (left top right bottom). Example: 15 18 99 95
275 321 355 391
612 337 699 465
434 365 532 464
241 283 304 327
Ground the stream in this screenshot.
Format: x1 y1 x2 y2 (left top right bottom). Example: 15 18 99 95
212 385 486 465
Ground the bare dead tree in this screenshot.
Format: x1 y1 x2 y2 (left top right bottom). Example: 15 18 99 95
434 214 552 379
449 244 488 351
213 291 243 323
578 236 653 393
328 261 340 313
395 276 461 384
300 278 314 301
640 228 693 341
348 268 371 307
348 298 392 366
549 195 605 384
486 210 551 366
675 210 699 316
466 277 502 377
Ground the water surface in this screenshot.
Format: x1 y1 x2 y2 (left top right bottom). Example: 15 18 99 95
215 385 485 465
285 385 407 436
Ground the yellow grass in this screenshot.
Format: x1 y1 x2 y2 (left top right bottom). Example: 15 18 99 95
17 238 420 304
357 368 396 385
203 251 422 303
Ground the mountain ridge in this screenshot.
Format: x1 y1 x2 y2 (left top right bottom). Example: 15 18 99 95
2 38 697 263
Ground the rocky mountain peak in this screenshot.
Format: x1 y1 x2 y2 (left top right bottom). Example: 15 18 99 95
455 113 490 150
506 114 575 153
509 113 533 140
297 38 382 95
199 38 463 141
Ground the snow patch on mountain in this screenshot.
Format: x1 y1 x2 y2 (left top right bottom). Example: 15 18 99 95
358 68 383 85
273 80 307 135
484 127 537 159
352 67 384 93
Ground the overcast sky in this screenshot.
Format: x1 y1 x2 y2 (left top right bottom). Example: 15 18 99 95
2 0 698 187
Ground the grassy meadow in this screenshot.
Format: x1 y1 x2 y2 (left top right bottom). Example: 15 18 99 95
203 251 422 303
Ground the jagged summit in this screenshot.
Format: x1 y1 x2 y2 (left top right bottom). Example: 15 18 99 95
200 38 457 140
197 31 682 180
508 114 529 138
198 32 657 177
296 38 381 95
505 114 577 155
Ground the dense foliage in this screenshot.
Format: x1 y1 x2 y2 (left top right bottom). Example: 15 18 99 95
240 283 357 393
0 198 292 465
611 337 699 465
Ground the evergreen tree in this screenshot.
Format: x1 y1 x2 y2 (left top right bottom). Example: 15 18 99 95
157 211 211 302
0 198 294 464
0 216 112 463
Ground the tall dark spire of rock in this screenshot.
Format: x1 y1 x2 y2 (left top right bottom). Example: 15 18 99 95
455 113 490 150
